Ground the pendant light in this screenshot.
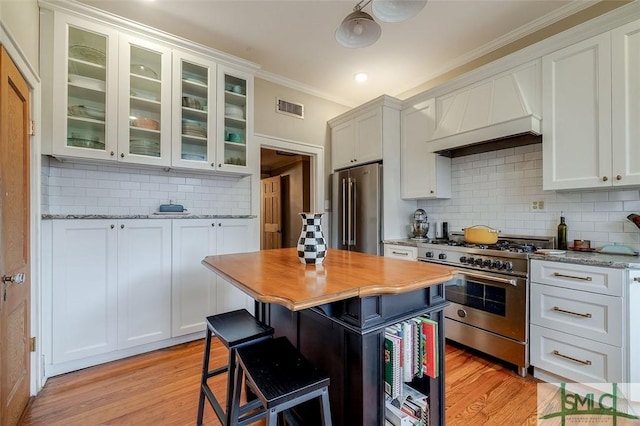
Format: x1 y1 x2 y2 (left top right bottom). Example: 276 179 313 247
371 0 427 23
335 5 381 48
335 0 427 48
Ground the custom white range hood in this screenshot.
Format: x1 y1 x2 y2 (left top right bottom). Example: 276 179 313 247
427 61 542 156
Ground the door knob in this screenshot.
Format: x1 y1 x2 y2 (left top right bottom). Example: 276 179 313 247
2 273 25 284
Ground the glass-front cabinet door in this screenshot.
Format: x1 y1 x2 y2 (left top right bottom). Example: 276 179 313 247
172 52 216 170
52 14 119 160
217 65 253 172
118 34 171 167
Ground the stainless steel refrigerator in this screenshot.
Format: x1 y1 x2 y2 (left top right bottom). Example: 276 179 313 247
331 162 382 255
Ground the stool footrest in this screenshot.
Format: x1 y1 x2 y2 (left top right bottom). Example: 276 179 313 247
197 309 274 426
206 365 227 379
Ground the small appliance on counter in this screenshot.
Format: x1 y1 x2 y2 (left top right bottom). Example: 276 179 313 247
410 209 429 240
153 202 190 216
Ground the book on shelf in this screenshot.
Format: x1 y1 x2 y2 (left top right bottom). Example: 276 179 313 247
417 316 439 379
384 331 403 399
385 395 421 426
402 383 430 426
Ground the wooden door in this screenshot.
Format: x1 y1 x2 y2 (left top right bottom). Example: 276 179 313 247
261 176 282 250
0 45 31 426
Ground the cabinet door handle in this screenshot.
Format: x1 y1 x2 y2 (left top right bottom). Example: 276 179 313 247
110 224 115 229
553 272 592 281
120 153 125 158
602 176 608 182
634 277 640 283
616 175 622 181
552 306 592 318
391 251 408 256
110 151 115 156
552 350 591 365
121 224 125 229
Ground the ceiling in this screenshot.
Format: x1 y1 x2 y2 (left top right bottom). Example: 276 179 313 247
79 0 599 107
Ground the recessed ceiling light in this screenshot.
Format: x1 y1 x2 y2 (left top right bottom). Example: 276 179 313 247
354 72 368 82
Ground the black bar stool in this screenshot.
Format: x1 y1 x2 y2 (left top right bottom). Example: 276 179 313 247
197 309 274 426
230 336 332 426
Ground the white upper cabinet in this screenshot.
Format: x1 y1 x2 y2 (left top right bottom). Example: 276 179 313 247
40 5 256 175
47 13 119 161
330 104 383 171
400 98 451 199
216 65 253 173
611 20 640 187
543 21 640 190
118 34 172 167
171 51 217 170
542 33 612 190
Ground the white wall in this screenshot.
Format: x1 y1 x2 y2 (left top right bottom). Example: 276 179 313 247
0 0 39 70
41 157 251 216
418 144 640 251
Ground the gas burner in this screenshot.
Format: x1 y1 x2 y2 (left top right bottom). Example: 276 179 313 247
416 233 556 277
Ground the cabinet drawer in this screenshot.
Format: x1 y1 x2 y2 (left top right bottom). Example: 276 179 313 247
530 325 623 383
530 260 623 296
384 244 417 261
530 283 623 346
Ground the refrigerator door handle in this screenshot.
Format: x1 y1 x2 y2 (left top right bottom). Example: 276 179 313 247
347 178 353 245
351 179 357 246
341 178 347 246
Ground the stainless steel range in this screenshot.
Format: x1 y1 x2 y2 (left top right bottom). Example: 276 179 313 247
417 232 555 376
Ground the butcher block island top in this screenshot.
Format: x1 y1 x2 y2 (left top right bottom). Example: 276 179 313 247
202 247 458 311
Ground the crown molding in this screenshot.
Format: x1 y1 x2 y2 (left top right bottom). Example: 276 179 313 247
256 69 354 108
401 0 640 106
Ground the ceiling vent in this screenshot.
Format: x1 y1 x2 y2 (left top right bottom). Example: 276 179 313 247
276 98 304 119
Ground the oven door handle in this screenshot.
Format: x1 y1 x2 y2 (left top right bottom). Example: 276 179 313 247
460 271 518 287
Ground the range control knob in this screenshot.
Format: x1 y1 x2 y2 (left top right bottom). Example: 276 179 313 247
474 258 483 266
483 259 492 267
492 260 503 269
459 256 467 263
466 257 475 265
438 253 447 260
504 261 513 271
425 251 434 258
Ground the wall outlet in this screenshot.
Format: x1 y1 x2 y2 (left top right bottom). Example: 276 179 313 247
531 200 544 210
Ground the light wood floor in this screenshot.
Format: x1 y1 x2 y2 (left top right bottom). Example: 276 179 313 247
20 339 541 425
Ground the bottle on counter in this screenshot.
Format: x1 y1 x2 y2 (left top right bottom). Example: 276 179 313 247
557 212 567 250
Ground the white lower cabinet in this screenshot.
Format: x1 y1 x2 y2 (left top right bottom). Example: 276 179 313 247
51 220 118 364
116 220 172 349
48 217 254 374
530 259 637 384
171 218 255 337
51 219 171 363
383 243 418 261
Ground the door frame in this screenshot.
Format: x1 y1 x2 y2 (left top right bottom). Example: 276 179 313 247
252 133 325 244
1 23 43 395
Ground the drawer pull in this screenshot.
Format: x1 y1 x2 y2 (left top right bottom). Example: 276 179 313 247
552 306 592 318
634 277 640 283
552 350 592 366
553 272 592 281
392 251 408 256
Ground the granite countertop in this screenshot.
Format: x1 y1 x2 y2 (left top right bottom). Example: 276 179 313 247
383 238 424 247
42 214 256 220
530 251 640 269
384 239 640 269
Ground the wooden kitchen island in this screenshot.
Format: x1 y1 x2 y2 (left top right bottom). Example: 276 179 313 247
202 248 457 426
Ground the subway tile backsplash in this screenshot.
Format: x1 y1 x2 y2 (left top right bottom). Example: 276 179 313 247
41 157 252 216
418 144 640 251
